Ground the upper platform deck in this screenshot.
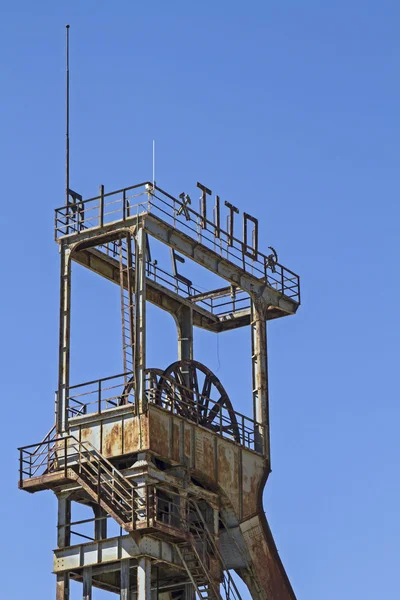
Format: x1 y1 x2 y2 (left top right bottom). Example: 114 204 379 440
55 182 300 325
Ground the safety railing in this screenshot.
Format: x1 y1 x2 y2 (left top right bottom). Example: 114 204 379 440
18 435 142 527
114 235 251 317
55 182 300 304
66 372 133 418
65 370 263 452
150 373 260 451
186 499 243 600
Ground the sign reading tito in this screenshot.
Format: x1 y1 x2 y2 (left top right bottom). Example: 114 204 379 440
177 181 261 262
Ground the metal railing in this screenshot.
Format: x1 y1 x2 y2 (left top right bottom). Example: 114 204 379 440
18 425 57 482
176 497 243 600
114 235 251 318
55 182 300 304
18 435 142 528
65 370 263 452
66 372 133 417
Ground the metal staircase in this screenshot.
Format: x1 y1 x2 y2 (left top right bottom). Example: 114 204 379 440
66 437 141 530
175 499 243 600
19 435 142 531
20 436 242 600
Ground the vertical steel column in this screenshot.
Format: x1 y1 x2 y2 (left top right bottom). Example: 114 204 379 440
175 305 193 361
183 583 195 600
56 575 69 600
56 492 71 599
120 559 131 600
57 493 71 548
57 242 72 434
93 505 107 540
137 557 151 600
135 226 147 414
83 567 92 600
250 299 270 462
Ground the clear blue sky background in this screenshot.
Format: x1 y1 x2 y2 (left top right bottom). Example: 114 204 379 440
1 2 399 599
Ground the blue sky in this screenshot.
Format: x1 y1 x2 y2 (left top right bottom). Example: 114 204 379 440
1 2 399 598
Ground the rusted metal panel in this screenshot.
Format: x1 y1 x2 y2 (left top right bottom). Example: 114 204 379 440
184 423 191 464
70 410 146 458
172 419 180 463
123 415 137 454
148 408 170 458
241 451 265 519
240 515 296 600
217 441 240 516
194 429 215 482
102 418 123 458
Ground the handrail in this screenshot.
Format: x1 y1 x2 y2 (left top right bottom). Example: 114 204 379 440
187 499 242 600
65 369 262 452
20 435 141 526
54 182 300 304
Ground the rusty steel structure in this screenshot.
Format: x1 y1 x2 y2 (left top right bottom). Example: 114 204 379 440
18 179 301 599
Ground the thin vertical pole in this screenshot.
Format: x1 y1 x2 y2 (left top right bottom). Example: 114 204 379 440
100 184 105 227
152 140 155 189
65 25 70 206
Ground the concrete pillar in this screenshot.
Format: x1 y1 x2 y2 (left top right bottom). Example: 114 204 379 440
174 305 193 361
137 557 151 600
83 567 92 600
121 559 131 600
250 299 270 461
57 242 72 434
135 226 147 414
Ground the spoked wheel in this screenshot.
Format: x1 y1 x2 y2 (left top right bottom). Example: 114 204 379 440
156 360 240 443
119 368 164 406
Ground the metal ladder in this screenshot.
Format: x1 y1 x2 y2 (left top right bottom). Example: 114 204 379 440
119 233 135 381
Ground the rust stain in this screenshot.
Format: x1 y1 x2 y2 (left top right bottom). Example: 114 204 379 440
80 426 93 443
184 424 191 459
149 411 169 457
172 422 180 463
123 417 137 453
242 515 295 599
241 451 264 518
217 442 240 515
141 414 150 449
202 435 214 480
103 421 122 458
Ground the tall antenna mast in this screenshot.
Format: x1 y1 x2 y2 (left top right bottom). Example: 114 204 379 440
66 24 70 205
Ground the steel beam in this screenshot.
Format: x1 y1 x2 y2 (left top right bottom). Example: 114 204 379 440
83 567 92 600
135 226 147 414
93 505 107 540
57 492 71 548
56 574 69 600
120 559 130 600
57 242 72 434
250 300 270 461
174 305 193 361
143 213 296 313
